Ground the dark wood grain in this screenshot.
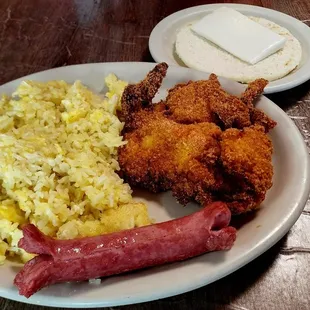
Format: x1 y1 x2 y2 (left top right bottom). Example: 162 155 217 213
1 1 310 309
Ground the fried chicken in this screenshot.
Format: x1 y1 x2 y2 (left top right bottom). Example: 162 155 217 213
240 79 268 107
118 63 275 214
240 79 277 132
119 115 222 196
121 62 168 132
165 73 276 132
166 73 252 129
219 125 273 214
165 75 220 124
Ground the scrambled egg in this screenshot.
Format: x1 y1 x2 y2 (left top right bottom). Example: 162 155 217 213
0 74 150 264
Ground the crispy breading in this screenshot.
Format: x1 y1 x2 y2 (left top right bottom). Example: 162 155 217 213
165 74 274 131
238 78 277 132
119 63 275 214
240 78 269 107
119 115 222 197
209 91 251 129
165 76 220 124
121 62 168 131
220 125 273 213
165 73 252 127
249 107 277 133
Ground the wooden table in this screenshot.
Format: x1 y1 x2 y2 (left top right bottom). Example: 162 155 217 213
0 0 310 309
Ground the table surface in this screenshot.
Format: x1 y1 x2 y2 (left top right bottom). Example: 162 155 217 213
1 0 310 309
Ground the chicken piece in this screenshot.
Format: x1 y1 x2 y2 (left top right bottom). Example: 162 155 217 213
208 90 251 129
165 73 274 131
119 121 273 213
165 73 252 128
165 74 221 124
119 63 275 214
249 107 277 133
240 79 268 107
239 78 276 132
118 113 222 196
121 62 168 132
219 125 273 214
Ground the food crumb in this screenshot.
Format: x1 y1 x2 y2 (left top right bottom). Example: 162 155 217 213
89 278 102 284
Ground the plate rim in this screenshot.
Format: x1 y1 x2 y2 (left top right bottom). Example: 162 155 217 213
0 61 309 308
148 3 310 94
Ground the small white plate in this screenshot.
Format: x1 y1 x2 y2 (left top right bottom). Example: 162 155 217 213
149 3 310 93
0 62 309 308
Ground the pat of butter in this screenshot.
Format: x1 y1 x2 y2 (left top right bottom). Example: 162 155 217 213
191 7 286 65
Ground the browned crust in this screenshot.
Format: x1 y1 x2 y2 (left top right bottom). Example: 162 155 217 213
119 64 275 214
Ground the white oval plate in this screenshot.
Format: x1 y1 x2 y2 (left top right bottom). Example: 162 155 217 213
0 62 309 308
149 3 310 94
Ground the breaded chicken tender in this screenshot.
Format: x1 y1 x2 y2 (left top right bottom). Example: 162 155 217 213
119 63 276 214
